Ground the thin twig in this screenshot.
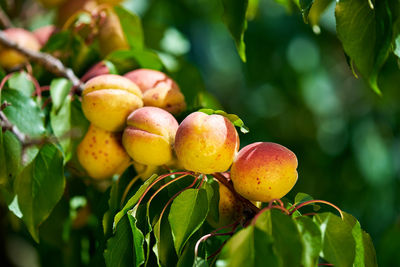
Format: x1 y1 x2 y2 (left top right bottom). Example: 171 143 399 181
0 8 12 29
0 31 83 91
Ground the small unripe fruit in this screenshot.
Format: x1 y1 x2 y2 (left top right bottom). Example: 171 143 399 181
81 62 111 82
57 0 97 26
230 142 298 202
174 112 239 174
98 8 129 57
77 125 131 179
124 69 186 114
33 25 57 46
123 107 179 166
0 28 41 69
81 74 143 132
207 181 243 228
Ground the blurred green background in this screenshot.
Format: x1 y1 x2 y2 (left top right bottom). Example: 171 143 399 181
1 0 399 265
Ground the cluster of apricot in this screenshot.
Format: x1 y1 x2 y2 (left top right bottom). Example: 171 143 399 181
75 69 298 228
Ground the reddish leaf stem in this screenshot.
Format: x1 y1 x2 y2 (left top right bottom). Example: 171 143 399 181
289 200 344 219
136 171 195 208
157 174 200 225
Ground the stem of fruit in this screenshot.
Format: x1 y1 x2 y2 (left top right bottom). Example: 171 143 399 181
211 172 260 215
136 171 195 208
289 200 344 219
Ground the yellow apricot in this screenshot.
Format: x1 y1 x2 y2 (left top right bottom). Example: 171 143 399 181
122 107 179 166
81 74 143 132
77 124 131 179
124 69 186 114
230 142 298 202
207 181 243 228
0 28 41 69
37 0 66 8
57 0 97 26
98 8 129 57
174 112 239 174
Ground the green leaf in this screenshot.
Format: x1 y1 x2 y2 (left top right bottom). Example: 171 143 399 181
127 208 146 267
198 109 249 134
106 50 163 74
168 188 209 255
294 192 313 205
221 0 248 62
50 79 73 161
153 214 177 267
13 144 65 242
7 72 35 97
2 89 45 137
113 174 158 231
343 212 377 267
254 209 303 266
294 216 322 267
335 0 392 94
50 78 71 111
0 131 22 185
203 179 220 225
314 212 356 267
114 6 144 51
216 225 278 267
104 215 134 267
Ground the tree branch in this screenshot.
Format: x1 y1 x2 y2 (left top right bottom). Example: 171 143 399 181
0 30 84 92
0 8 13 29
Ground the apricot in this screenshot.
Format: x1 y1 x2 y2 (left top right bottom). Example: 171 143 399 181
124 69 186 114
122 107 179 166
81 62 111 82
77 124 131 179
81 74 143 132
57 0 97 26
33 25 57 46
207 181 243 228
98 8 129 57
37 0 66 8
174 112 239 174
230 142 298 202
0 28 41 69
132 162 159 181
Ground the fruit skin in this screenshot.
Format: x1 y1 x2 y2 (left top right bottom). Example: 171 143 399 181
122 107 179 166
33 25 57 46
0 28 41 69
77 124 131 179
81 62 111 82
98 8 129 57
57 0 97 26
174 112 239 174
230 142 298 202
124 69 186 114
37 0 66 8
81 74 143 132
207 180 243 228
